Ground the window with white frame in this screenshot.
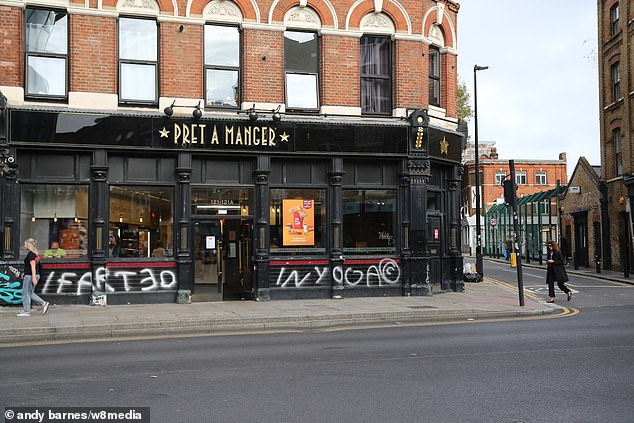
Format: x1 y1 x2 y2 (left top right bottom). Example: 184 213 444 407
495 171 506 186
284 31 319 110
614 127 622 176
535 171 547 185
25 8 68 98
515 171 527 185
119 17 158 104
538 200 551 215
360 36 392 114
611 61 620 102
610 3 620 36
204 25 240 108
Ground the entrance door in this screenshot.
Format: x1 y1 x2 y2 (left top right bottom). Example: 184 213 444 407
573 212 588 267
193 219 253 301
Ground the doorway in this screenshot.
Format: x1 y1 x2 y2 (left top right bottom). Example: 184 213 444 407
193 219 253 301
573 212 588 267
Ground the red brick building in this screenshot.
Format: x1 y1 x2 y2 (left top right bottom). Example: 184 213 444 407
0 0 466 303
462 152 568 256
597 0 633 274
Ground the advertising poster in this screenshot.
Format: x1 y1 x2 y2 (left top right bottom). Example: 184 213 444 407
282 199 315 246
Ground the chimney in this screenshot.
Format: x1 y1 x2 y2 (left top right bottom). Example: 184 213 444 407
559 152 567 162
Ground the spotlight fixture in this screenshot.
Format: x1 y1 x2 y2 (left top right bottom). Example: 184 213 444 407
248 104 258 121
272 105 282 122
163 100 204 119
163 100 175 116
193 101 202 119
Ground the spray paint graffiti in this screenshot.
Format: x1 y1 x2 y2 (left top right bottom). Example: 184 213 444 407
273 258 401 288
0 263 22 305
40 265 178 294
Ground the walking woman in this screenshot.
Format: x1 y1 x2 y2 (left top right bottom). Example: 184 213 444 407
546 240 572 303
17 238 49 317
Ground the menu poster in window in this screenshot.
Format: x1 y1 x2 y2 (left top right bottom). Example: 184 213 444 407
282 199 314 246
59 229 80 251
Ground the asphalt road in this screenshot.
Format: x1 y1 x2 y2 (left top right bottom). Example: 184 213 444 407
1 261 633 423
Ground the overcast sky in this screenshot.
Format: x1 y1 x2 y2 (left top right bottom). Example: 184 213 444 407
456 1 600 176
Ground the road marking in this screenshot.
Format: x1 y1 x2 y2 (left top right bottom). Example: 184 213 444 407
486 277 542 301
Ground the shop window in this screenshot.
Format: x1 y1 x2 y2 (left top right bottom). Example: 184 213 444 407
204 25 240 108
611 61 620 102
25 8 68 99
360 36 392 114
109 186 173 257
343 190 397 252
535 171 547 185
269 189 326 251
119 17 158 104
192 187 252 216
614 127 622 176
284 31 319 110
429 46 441 107
20 185 88 258
610 3 620 36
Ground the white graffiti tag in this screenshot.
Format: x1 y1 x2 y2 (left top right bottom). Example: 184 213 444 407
42 266 177 294
276 266 328 288
274 259 401 288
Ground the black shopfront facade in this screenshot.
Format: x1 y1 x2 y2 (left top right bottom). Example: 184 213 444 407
0 105 465 305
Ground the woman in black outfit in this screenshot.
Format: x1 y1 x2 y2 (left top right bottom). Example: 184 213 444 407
546 240 572 303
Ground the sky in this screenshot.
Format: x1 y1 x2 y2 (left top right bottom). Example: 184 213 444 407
456 1 600 176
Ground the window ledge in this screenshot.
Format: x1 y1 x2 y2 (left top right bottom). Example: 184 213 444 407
604 97 624 111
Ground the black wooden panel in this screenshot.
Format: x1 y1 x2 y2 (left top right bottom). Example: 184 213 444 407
285 161 311 184
127 157 158 181
205 159 240 183
158 158 176 182
109 156 125 181
34 154 75 180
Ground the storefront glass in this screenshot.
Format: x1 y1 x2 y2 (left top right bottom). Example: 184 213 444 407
270 189 326 251
20 185 88 258
343 189 397 253
192 187 252 216
109 186 173 257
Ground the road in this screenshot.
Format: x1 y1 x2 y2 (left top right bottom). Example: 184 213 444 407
1 261 633 423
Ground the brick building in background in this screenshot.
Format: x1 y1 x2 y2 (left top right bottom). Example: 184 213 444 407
0 0 467 304
462 152 567 256
597 0 633 274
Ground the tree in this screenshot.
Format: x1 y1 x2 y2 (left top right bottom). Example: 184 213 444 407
456 79 473 121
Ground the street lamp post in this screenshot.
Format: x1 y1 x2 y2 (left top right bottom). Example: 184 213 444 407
473 64 488 281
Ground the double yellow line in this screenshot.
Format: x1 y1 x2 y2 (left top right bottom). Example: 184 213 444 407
486 277 579 318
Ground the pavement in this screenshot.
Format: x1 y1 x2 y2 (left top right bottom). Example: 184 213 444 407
1 257 628 346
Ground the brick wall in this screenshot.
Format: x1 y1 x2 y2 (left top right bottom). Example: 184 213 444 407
0 0 461 117
160 23 202 98
243 29 284 104
70 14 117 94
0 6 22 87
321 35 359 107
394 39 424 109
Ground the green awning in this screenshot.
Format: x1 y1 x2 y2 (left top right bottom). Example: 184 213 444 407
485 185 567 213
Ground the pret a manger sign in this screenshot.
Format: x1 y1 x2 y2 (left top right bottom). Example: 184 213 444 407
158 123 291 148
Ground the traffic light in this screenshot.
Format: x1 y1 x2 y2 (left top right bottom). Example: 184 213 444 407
503 179 517 207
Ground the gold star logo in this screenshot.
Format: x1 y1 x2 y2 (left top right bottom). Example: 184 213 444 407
158 127 170 138
280 131 290 143
440 137 449 155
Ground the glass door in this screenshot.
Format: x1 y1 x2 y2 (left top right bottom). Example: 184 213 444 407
193 219 253 301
